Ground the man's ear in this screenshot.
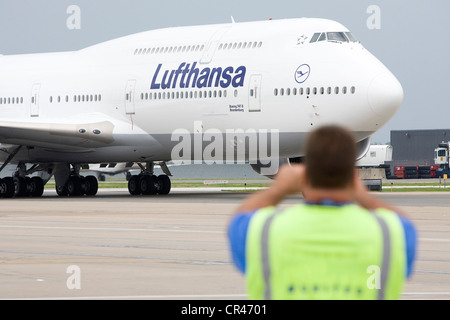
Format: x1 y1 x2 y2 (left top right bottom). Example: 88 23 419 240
299 164 308 188
351 168 360 189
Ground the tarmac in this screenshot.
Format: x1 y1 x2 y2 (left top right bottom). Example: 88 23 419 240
0 187 450 300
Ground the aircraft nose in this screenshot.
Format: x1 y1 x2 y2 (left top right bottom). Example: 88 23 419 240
367 72 404 119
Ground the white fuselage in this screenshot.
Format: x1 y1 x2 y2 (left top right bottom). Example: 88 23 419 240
0 18 403 165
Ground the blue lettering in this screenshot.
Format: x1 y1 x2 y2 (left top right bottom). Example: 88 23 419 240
208 67 223 88
150 62 247 91
220 67 233 88
196 68 210 89
161 70 174 90
232 66 246 88
150 64 162 89
186 62 199 88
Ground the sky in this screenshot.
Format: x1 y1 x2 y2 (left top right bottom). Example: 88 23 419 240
0 0 448 144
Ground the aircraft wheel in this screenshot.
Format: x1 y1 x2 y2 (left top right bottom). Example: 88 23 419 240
85 175 98 196
56 184 68 196
14 177 28 197
30 177 44 197
0 177 15 198
140 175 156 195
128 175 141 195
157 175 171 195
67 176 82 196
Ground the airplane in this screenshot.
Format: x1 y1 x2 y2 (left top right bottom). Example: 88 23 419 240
0 17 403 198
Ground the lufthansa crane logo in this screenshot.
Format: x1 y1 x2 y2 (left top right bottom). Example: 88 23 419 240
295 64 311 84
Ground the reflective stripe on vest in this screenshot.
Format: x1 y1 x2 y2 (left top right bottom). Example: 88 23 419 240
261 209 283 300
373 214 391 300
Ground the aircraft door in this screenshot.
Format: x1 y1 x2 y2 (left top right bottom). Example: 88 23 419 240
125 79 136 115
30 83 41 117
200 26 230 64
248 75 262 112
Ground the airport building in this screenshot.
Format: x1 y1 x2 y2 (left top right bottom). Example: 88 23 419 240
390 129 450 166
387 129 450 179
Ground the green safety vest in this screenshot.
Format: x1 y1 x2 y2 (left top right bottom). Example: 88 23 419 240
246 203 406 300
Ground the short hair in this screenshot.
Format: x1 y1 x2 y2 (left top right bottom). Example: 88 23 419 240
305 125 357 189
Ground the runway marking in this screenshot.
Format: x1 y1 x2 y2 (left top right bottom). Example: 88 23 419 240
403 292 450 296
7 293 248 300
0 224 224 234
10 292 450 300
420 238 450 242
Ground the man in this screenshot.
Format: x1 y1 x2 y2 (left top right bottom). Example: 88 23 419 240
228 125 416 300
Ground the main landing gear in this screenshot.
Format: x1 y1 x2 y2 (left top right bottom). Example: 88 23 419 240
0 176 45 198
0 163 46 198
127 161 171 195
54 164 98 197
56 175 98 197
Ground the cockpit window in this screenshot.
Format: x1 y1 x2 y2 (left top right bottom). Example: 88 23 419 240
327 32 348 42
309 31 358 43
310 33 321 43
345 32 358 42
318 33 326 42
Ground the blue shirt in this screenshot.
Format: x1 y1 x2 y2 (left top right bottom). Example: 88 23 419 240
228 204 417 278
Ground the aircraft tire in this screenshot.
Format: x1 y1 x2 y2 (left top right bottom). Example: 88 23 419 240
0 177 15 198
67 176 83 196
128 175 141 195
85 175 98 196
30 177 44 197
14 177 28 197
157 175 171 195
56 184 68 196
140 175 156 195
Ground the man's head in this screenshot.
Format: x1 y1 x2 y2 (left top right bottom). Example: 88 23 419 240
304 125 357 190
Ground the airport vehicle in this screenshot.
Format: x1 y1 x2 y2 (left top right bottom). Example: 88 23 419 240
0 18 403 198
356 145 392 168
434 142 450 178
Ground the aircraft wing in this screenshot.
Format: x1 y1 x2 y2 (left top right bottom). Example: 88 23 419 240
0 117 116 150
